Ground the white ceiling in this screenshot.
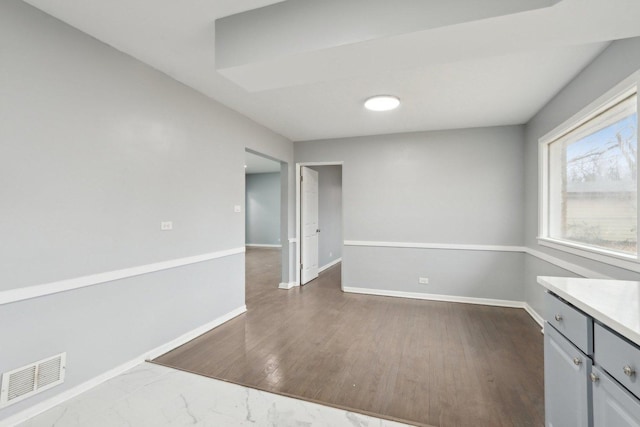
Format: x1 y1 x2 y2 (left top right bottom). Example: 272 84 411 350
21 0 640 141
245 152 281 175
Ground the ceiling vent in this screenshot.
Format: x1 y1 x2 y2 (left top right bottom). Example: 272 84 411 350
0 353 66 408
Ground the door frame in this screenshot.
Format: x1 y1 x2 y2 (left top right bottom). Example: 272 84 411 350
295 161 343 287
245 148 289 288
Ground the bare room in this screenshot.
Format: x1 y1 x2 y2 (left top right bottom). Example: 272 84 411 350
2 1 640 426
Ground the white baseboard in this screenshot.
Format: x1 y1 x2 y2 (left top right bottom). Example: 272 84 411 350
0 305 247 427
278 282 298 290
342 286 545 327
523 303 544 328
279 261 341 288
245 244 282 248
144 305 246 360
342 286 524 308
319 258 342 273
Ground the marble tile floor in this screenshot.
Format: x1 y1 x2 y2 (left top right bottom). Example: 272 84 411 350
14 363 414 427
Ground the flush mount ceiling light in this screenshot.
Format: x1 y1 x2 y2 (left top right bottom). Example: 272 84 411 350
364 95 400 111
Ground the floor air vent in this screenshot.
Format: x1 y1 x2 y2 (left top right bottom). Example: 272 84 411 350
0 353 66 407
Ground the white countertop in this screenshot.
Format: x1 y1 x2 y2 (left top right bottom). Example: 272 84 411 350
538 276 640 347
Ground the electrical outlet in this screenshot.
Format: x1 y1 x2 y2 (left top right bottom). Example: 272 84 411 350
419 277 429 285
161 221 173 230
329 252 332 257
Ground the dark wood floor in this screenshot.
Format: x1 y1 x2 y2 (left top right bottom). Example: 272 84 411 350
154 248 544 427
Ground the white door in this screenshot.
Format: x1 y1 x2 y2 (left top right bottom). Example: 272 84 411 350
301 166 319 285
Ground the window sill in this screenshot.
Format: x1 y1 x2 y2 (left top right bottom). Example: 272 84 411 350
537 237 640 273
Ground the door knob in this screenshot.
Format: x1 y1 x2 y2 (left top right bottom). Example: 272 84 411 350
316 229 321 233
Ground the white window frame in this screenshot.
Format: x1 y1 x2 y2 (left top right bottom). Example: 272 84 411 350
538 70 640 272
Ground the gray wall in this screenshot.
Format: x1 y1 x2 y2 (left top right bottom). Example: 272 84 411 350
0 0 293 421
296 126 526 300
309 166 343 268
523 37 640 315
344 246 524 300
245 173 281 246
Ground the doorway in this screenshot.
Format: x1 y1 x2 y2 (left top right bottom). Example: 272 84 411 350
245 152 281 248
245 150 289 289
297 162 343 286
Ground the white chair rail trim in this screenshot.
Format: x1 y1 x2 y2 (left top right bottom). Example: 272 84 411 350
0 247 245 306
343 240 610 279
344 240 525 252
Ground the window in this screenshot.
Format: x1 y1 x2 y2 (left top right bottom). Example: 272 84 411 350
539 74 639 269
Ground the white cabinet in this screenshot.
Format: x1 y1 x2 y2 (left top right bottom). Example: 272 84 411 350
592 366 640 427
544 324 592 427
594 324 640 398
544 291 640 427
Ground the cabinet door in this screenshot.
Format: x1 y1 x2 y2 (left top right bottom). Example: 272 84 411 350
545 324 592 427
592 366 640 427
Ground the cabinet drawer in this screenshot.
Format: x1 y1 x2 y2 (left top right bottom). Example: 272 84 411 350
545 291 593 355
595 323 640 400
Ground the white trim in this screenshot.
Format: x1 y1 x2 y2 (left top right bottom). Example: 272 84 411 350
319 258 342 273
536 238 639 273
343 287 545 327
539 71 640 146
144 305 247 360
523 303 544 328
298 161 344 166
524 247 612 279
342 286 524 308
0 305 246 427
344 240 524 252
295 161 344 288
538 122 548 244
245 244 282 248
538 70 640 271
295 164 300 286
278 282 298 290
342 239 614 279
0 247 245 306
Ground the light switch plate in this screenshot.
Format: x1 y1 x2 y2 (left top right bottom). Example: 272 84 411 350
234 205 242 213
161 221 173 230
